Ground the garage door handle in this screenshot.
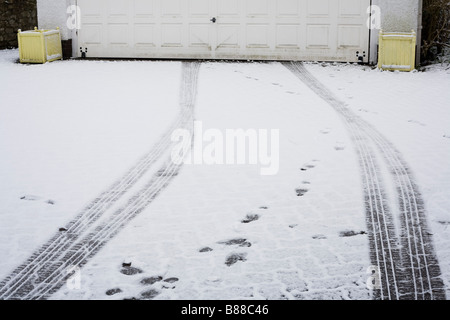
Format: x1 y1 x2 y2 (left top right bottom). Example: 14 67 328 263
210 17 216 23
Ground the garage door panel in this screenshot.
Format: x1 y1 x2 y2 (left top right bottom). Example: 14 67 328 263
189 24 211 47
306 25 330 48
307 0 331 16
162 0 182 16
276 25 300 48
217 25 240 48
78 0 370 61
161 24 183 47
339 0 363 16
189 0 211 16
82 24 103 45
107 0 130 16
338 25 362 48
217 0 240 16
108 24 129 46
135 24 156 47
276 0 301 17
247 0 270 16
246 25 270 48
134 0 155 16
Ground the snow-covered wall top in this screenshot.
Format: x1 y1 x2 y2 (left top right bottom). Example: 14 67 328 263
37 0 73 40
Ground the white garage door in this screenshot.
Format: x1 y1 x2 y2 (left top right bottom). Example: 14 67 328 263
77 0 371 62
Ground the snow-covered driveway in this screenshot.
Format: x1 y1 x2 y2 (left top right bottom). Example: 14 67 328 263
0 49 448 300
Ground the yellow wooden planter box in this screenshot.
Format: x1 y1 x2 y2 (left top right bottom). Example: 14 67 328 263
378 30 417 72
17 27 63 64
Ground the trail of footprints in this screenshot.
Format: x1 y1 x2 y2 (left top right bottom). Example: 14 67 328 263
296 159 366 240
105 156 366 299
198 208 266 268
103 263 180 300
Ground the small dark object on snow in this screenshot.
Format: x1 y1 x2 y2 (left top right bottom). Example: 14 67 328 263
106 288 122 296
59 228 67 232
122 262 132 267
164 277 179 283
20 195 39 201
339 230 367 238
47 200 55 205
225 253 247 266
140 276 163 285
199 247 213 253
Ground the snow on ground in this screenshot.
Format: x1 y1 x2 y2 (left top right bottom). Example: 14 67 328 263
303 61 450 297
48 61 370 300
0 49 449 300
0 49 180 280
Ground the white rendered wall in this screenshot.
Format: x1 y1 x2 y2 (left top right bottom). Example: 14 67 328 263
36 0 72 40
370 0 423 65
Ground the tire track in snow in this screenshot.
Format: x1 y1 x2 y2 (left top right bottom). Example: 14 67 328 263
0 62 200 300
283 61 446 300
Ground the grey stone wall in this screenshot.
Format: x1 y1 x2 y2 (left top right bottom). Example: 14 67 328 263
0 0 38 49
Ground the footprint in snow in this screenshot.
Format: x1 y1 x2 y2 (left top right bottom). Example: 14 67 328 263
106 288 122 296
300 160 319 171
162 277 179 289
320 128 331 134
218 238 252 247
140 276 163 285
339 230 367 237
164 277 179 284
295 188 309 197
444 135 450 139
408 120 426 127
241 213 260 224
312 234 327 240
20 195 41 201
334 142 346 151
140 289 160 300
225 253 247 266
199 246 213 253
120 265 143 276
